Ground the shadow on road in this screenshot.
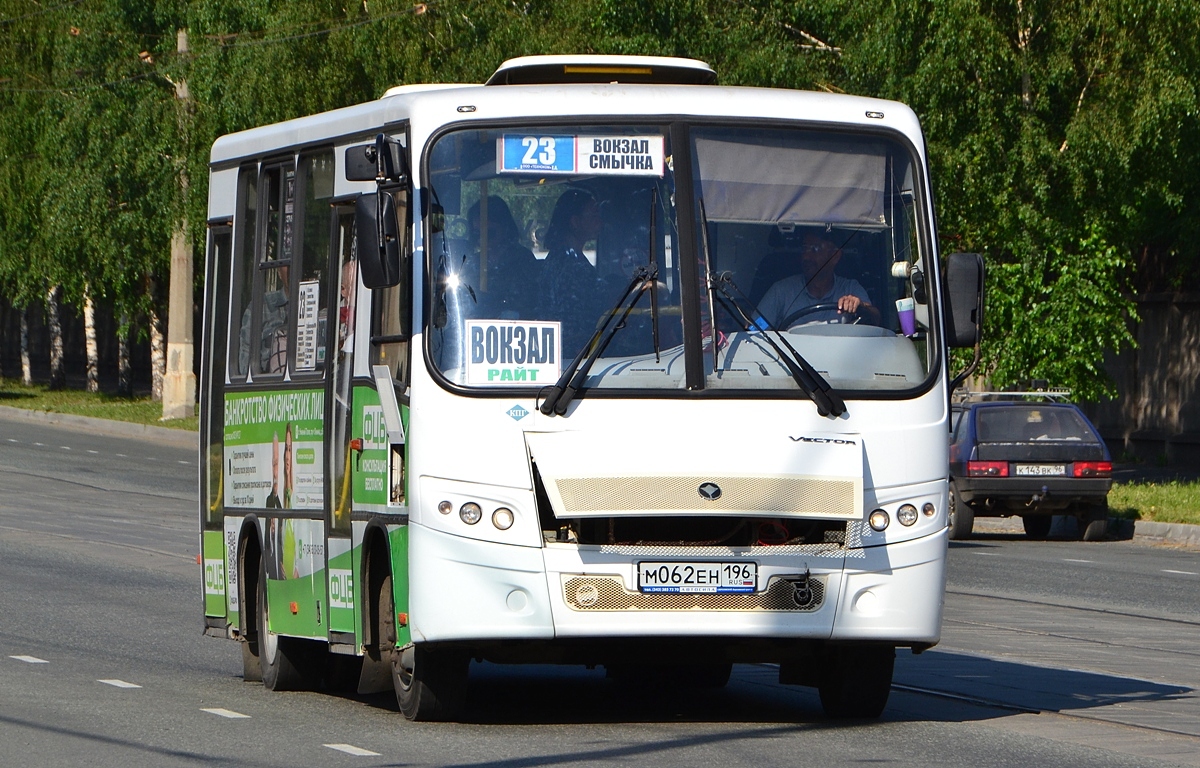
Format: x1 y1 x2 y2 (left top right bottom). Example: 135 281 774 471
338 651 1192 727
895 648 1193 718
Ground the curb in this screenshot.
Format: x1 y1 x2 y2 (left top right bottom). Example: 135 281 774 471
1132 519 1200 549
0 405 197 450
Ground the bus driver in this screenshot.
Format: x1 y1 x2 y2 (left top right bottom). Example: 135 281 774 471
757 230 881 329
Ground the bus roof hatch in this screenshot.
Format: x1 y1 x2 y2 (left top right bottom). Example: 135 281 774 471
485 54 717 86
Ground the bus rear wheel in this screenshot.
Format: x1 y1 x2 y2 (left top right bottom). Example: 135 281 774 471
818 645 894 719
378 576 468 721
257 566 316 691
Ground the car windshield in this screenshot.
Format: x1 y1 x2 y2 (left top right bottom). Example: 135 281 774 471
425 123 934 394
976 406 1099 443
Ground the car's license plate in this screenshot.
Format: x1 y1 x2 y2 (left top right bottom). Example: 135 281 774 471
1015 464 1066 476
637 562 756 593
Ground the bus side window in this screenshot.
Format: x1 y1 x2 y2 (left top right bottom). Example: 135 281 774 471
372 189 412 385
293 150 335 375
253 164 295 377
229 166 257 379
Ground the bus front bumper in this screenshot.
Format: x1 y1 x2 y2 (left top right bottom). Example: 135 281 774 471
407 523 945 648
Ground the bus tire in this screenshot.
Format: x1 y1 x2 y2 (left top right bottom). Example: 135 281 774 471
379 576 468 721
241 545 262 683
947 483 973 540
818 645 894 719
258 566 309 692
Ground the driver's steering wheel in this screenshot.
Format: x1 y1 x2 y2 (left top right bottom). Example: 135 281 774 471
778 302 857 330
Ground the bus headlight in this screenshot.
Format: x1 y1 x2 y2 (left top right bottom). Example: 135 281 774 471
869 510 890 531
922 502 936 517
492 507 514 530
897 504 918 526
459 502 482 525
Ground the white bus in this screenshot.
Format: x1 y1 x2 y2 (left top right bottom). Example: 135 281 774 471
199 54 984 721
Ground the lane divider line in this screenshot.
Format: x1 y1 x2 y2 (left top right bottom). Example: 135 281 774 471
98 679 141 688
201 708 250 719
1162 569 1198 576
10 655 48 664
325 744 381 756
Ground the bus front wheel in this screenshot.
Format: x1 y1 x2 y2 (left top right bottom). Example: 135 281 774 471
378 576 468 721
818 645 894 719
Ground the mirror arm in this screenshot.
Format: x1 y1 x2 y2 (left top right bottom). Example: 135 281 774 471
949 341 981 394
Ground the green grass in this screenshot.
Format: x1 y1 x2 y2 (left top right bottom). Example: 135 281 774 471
0 378 197 431
1109 481 1200 526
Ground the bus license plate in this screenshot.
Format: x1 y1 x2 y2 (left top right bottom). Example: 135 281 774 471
637 562 756 593
1015 464 1066 476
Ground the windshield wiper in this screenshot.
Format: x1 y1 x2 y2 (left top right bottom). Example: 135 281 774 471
540 264 658 416
710 271 846 418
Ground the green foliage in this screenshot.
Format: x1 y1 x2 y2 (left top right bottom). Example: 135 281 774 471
2 0 1196 400
1109 481 1200 526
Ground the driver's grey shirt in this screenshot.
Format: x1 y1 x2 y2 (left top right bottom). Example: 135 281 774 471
757 274 872 328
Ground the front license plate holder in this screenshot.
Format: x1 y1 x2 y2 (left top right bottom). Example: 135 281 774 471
637 561 757 593
1015 464 1066 476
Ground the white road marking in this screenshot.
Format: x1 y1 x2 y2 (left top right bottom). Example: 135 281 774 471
61 446 71 450
177 460 189 465
201 708 250 719
6 438 18 443
87 450 99 454
33 442 45 447
1162 569 1198 576
115 453 127 458
325 744 381 757
974 552 999 556
1063 558 1092 563
98 679 141 688
10 655 48 664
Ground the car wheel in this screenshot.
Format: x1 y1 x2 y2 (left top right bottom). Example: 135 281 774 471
1079 505 1108 542
1022 514 1052 540
948 483 974 540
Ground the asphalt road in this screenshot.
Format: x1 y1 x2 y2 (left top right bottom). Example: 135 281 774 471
2 411 1199 767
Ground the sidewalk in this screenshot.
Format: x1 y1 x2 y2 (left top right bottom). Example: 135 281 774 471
0 404 196 450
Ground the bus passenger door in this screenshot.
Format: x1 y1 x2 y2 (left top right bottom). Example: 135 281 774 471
326 205 361 645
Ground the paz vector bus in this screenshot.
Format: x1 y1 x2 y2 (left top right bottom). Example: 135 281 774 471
198 54 984 721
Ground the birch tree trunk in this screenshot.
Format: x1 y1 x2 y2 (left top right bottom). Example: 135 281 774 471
84 287 99 393
20 308 32 385
150 301 165 402
47 286 65 390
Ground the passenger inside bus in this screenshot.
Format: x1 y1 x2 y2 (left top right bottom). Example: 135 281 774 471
541 188 608 351
468 195 540 318
756 229 881 329
237 264 289 375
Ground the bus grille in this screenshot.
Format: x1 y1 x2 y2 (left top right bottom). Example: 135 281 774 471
562 575 825 612
553 475 858 519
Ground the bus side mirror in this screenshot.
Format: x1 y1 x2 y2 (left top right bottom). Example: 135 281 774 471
345 135 407 182
356 192 403 288
944 252 984 348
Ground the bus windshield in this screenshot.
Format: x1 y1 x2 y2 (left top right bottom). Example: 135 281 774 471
426 123 934 394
